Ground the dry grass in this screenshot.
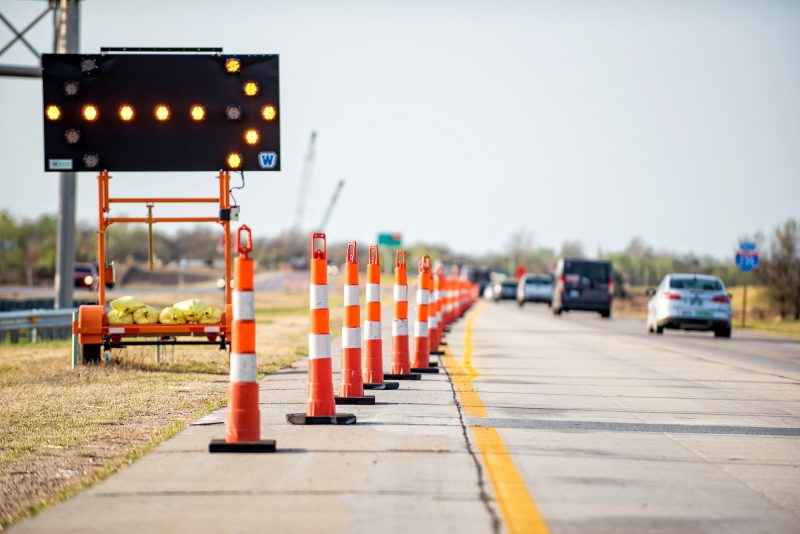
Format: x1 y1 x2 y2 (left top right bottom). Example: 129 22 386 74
0 288 325 530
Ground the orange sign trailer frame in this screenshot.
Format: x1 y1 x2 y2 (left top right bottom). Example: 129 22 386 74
71 170 235 363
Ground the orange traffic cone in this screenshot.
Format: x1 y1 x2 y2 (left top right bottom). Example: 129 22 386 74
384 250 421 381
429 266 445 357
362 245 400 390
211 225 276 452
287 233 356 425
411 255 439 374
335 241 375 405
440 274 453 339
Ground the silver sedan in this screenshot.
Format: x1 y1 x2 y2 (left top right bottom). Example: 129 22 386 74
646 274 732 338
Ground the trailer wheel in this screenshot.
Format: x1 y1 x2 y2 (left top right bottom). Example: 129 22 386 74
80 343 102 364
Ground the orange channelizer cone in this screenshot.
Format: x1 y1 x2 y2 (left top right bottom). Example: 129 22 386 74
211 225 276 452
385 250 421 381
441 275 452 329
429 266 445 357
411 255 438 374
362 245 400 390
287 233 356 425
335 241 375 405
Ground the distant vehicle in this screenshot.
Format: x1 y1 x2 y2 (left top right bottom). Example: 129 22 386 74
482 284 494 300
517 274 553 306
492 279 518 301
74 262 98 289
551 258 613 318
646 274 732 338
464 266 492 295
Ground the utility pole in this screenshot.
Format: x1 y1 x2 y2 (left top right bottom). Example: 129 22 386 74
0 1 80 307
54 0 80 309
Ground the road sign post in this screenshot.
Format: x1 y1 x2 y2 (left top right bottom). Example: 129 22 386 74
735 241 759 329
377 233 402 273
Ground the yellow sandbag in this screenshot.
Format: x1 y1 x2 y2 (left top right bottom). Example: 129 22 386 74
110 295 145 318
133 305 160 325
198 305 222 325
159 306 186 324
107 309 134 325
173 299 209 323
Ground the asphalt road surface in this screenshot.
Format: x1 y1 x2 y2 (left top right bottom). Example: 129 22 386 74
465 300 800 533
12 298 800 533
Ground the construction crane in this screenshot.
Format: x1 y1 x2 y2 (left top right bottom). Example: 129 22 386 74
292 131 317 232
318 179 345 232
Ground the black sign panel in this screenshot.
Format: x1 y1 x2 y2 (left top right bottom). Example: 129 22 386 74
41 53 280 172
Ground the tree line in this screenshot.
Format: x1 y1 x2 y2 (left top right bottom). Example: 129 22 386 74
1 211 797 319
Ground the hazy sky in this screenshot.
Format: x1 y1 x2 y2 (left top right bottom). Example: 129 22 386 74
1 0 798 259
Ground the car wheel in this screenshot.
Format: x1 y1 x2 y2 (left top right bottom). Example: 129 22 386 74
655 325 664 335
714 327 731 338
79 343 102 364
600 309 611 319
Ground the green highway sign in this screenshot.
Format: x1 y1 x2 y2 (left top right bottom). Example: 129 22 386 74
378 232 402 247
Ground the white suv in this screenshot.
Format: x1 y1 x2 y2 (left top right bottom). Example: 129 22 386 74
646 274 732 338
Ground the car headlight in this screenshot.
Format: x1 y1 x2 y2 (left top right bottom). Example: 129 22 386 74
83 275 93 285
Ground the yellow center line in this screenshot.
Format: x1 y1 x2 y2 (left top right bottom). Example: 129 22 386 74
443 303 550 534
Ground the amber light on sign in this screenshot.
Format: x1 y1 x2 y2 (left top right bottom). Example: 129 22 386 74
190 105 206 121
243 81 259 96
154 105 170 121
244 129 259 145
225 58 241 73
227 152 242 169
119 105 135 121
45 105 61 121
261 105 276 121
82 105 98 121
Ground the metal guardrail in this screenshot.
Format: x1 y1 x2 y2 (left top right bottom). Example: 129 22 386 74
0 308 77 344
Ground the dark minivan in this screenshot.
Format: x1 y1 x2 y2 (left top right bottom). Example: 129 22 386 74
551 258 614 318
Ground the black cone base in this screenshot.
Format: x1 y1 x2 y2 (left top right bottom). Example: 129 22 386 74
411 367 440 374
334 395 376 405
364 381 400 390
428 360 440 365
439 341 449 346
209 439 276 453
286 413 357 425
384 372 421 381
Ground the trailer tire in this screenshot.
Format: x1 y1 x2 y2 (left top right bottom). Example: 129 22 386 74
80 343 102 364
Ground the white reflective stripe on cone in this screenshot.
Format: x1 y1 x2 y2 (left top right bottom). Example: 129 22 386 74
230 352 257 382
309 284 329 310
308 333 331 359
344 285 359 306
416 289 429 305
363 320 381 340
393 285 408 302
414 321 428 338
429 314 438 328
393 318 409 336
342 326 362 349
366 283 380 303
232 291 255 321
435 290 442 302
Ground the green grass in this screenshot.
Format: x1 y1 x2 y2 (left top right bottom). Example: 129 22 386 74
738 319 800 338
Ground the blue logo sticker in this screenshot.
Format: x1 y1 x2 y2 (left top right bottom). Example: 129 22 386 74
258 152 277 169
